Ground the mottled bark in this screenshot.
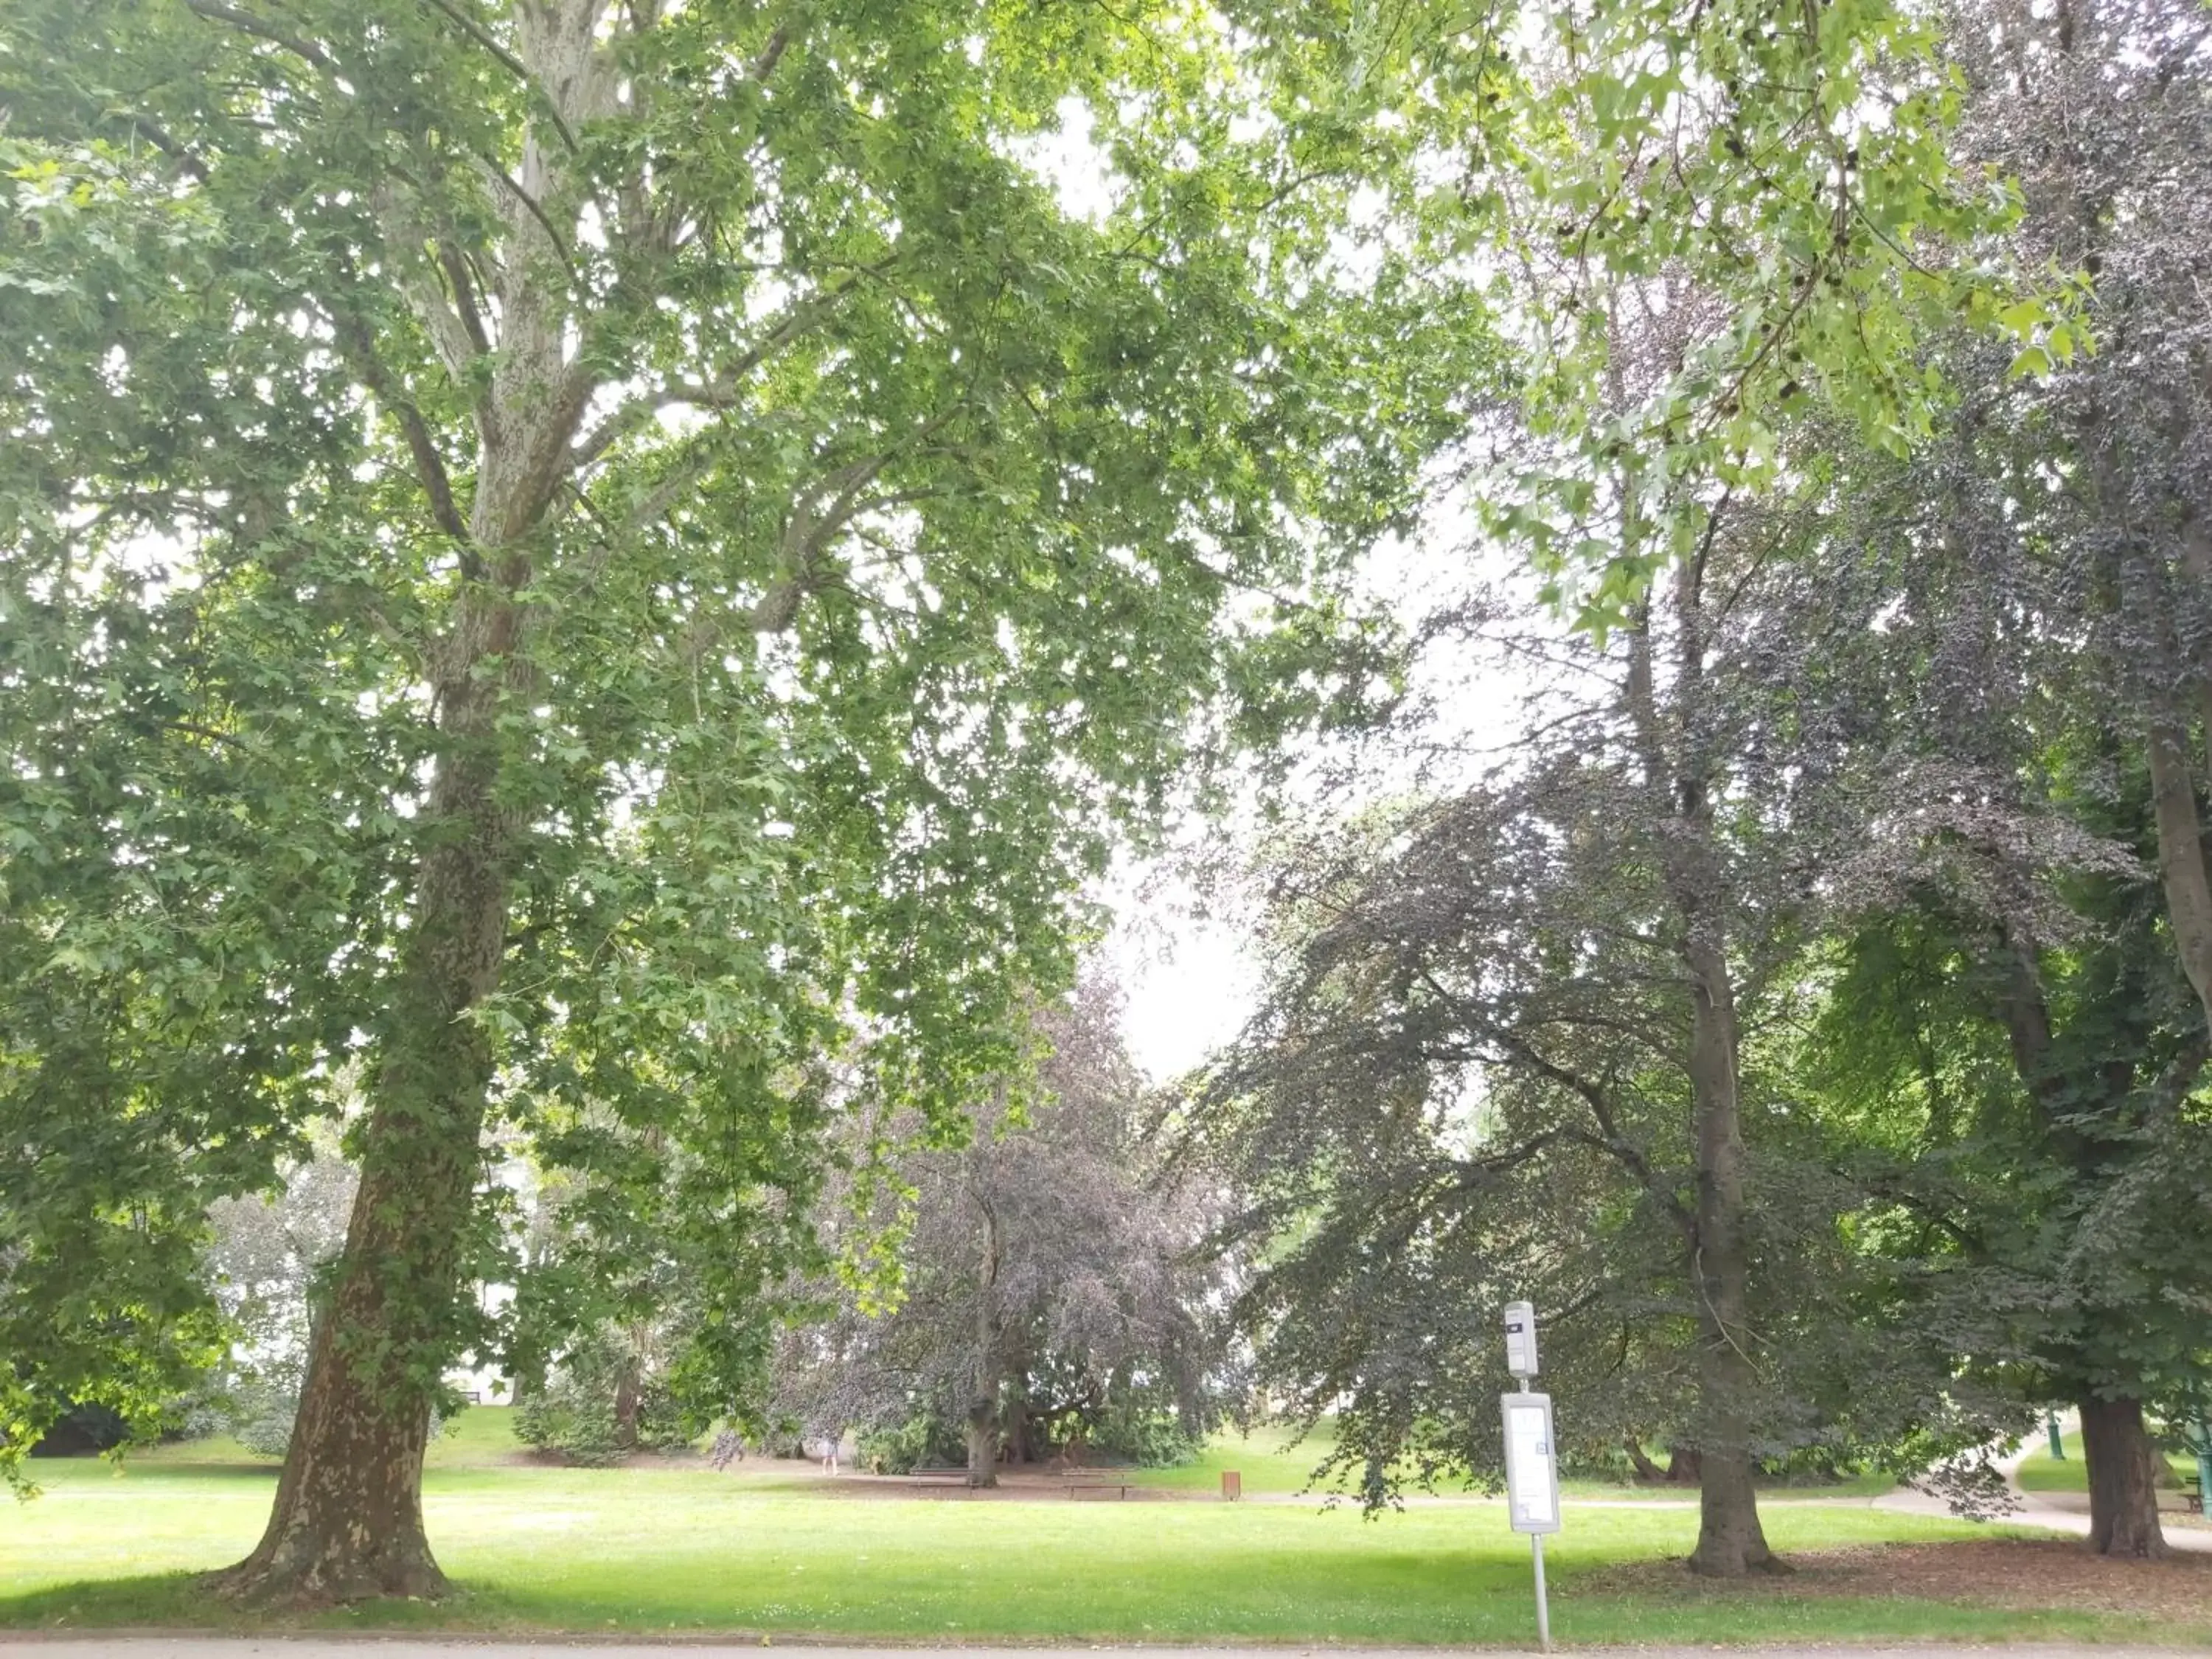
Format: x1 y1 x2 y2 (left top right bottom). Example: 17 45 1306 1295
213 585 521 1603
2080 1394 2170 1559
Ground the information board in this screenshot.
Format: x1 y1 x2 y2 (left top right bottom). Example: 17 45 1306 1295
1500 1391 1561 1535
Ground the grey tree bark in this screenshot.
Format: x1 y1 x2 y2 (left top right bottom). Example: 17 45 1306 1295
1629 551 1779 1578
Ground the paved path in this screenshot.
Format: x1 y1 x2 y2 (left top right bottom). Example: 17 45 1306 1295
0 1645 2197 1658
1869 1413 2212 1554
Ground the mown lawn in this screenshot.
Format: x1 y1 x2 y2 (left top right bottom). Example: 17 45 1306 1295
2017 1442 2200 1495
2 1410 2201 1646
1141 1422 1891 1502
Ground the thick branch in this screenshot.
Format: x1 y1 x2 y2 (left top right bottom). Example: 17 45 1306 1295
177 0 339 73
750 27 791 83
435 243 493 358
125 114 210 181
324 289 471 550
417 0 579 153
372 184 493 383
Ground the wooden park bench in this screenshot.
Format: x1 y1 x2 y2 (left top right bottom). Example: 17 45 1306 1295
2181 1490 2204 1516
1065 1478 1135 1500
910 1463 987 1487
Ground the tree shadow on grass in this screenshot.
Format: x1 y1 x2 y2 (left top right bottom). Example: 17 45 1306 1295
0 1573 513 1632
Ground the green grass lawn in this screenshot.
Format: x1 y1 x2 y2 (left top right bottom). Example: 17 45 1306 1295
2017 1441 2202 1494
1141 1423 1891 1503
1 1410 2197 1647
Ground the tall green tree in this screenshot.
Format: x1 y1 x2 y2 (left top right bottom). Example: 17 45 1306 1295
1199 474 2016 1576
1796 375 2212 1561
1228 0 2036 625
1789 0 2212 1557
0 0 1403 1601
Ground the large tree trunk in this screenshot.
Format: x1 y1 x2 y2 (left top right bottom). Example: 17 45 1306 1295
613 1367 641 1453
1631 555 1779 1578
2080 1394 2170 1559
215 587 523 1604
1682 933 1779 1577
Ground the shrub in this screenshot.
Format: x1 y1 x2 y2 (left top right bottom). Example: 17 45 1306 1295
512 1331 692 1465
856 1413 965 1475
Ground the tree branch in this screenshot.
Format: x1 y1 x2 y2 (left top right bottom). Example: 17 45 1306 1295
124 114 210 182
570 268 884 469
177 0 339 74
415 0 579 153
323 281 473 554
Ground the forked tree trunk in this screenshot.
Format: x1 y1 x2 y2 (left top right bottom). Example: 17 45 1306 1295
1665 1444 1703 1484
1624 1439 1666 1484
2080 1394 2169 1559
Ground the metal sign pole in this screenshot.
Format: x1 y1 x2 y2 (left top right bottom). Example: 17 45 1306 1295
1531 1533 1551 1652
1500 1300 1558 1653
2194 1414 2211 1517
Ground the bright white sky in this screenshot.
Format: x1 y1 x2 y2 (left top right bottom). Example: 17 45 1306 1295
1103 855 1264 1081
1096 525 1560 1082
1043 91 1569 1082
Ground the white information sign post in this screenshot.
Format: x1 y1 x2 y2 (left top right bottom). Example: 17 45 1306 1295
1500 1302 1557 1651
1503 1394 1561 1534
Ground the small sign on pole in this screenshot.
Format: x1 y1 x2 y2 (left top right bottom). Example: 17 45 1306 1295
1504 1298 1540 1382
1500 1300 1557 1652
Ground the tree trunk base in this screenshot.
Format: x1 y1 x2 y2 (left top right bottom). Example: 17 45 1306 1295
207 1531 448 1608
1685 1547 1792 1578
1688 1447 1784 1577
2080 1394 2170 1560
